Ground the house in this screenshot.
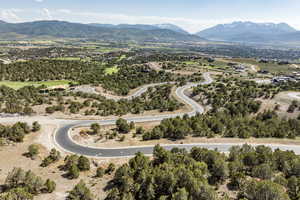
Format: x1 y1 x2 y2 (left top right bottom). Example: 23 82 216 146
258 70 269 74
272 76 295 84
232 64 246 72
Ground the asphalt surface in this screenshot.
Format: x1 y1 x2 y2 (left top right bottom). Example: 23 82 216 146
55 73 300 157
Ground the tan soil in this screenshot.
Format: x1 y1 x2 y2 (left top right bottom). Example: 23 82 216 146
95 85 142 98
0 127 129 200
257 92 300 118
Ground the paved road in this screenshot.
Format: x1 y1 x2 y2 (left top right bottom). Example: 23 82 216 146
54 73 300 157
55 73 215 157
0 58 11 64
254 79 272 84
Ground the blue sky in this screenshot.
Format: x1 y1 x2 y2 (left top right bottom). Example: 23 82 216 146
1 0 300 32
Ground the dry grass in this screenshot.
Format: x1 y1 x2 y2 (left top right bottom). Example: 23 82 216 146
0 125 129 200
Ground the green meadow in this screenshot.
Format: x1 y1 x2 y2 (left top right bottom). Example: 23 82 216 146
0 80 74 90
104 66 119 75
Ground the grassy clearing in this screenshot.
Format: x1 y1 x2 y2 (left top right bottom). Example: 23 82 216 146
105 66 119 75
183 61 198 65
182 59 229 72
118 55 127 62
0 80 74 90
51 57 91 62
54 57 81 61
229 58 299 74
98 47 122 53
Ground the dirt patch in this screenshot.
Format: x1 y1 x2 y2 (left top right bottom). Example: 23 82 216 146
148 62 162 71
95 85 141 99
0 129 129 200
272 92 300 118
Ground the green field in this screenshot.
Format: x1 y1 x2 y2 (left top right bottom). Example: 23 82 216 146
105 66 119 75
54 57 81 61
230 58 299 74
183 61 198 65
183 59 228 70
118 55 127 62
0 80 74 90
98 47 122 53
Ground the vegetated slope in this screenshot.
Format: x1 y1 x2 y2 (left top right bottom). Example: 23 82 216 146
153 23 189 34
0 20 204 42
90 23 189 34
105 144 294 200
196 21 300 43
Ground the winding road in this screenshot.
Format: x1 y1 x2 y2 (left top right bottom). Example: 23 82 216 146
52 73 300 157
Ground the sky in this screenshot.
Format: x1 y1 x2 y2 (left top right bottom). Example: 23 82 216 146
1 0 300 33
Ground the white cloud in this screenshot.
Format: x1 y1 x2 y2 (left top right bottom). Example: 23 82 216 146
35 0 44 2
40 8 52 20
52 10 240 33
64 11 300 32
0 9 22 22
1 8 300 33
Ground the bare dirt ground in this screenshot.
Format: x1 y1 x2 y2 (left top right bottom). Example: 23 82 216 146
0 125 129 200
95 85 142 98
292 64 300 69
269 92 300 118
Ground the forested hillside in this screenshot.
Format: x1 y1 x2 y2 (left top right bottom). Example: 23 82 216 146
104 144 299 200
0 20 203 42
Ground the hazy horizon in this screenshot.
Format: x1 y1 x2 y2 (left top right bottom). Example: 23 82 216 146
1 0 300 33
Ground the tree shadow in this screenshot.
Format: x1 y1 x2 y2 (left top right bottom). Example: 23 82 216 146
103 179 116 192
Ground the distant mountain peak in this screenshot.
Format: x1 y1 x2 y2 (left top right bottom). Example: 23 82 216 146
216 21 296 31
196 21 298 43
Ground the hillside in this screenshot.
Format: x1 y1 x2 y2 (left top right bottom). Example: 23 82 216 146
0 20 203 42
154 23 189 34
196 21 300 44
90 23 189 34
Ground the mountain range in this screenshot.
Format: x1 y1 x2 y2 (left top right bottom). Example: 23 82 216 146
89 23 189 35
1 20 300 45
196 21 300 44
0 20 202 42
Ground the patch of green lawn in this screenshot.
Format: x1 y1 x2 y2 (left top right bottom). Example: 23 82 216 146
105 66 119 75
98 47 121 53
230 58 299 74
183 61 198 65
118 55 127 62
54 57 81 61
0 80 75 90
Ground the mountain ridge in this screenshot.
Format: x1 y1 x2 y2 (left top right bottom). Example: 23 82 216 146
196 21 299 43
0 20 204 42
89 23 189 34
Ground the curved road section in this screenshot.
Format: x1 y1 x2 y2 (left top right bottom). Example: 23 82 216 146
55 73 300 157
